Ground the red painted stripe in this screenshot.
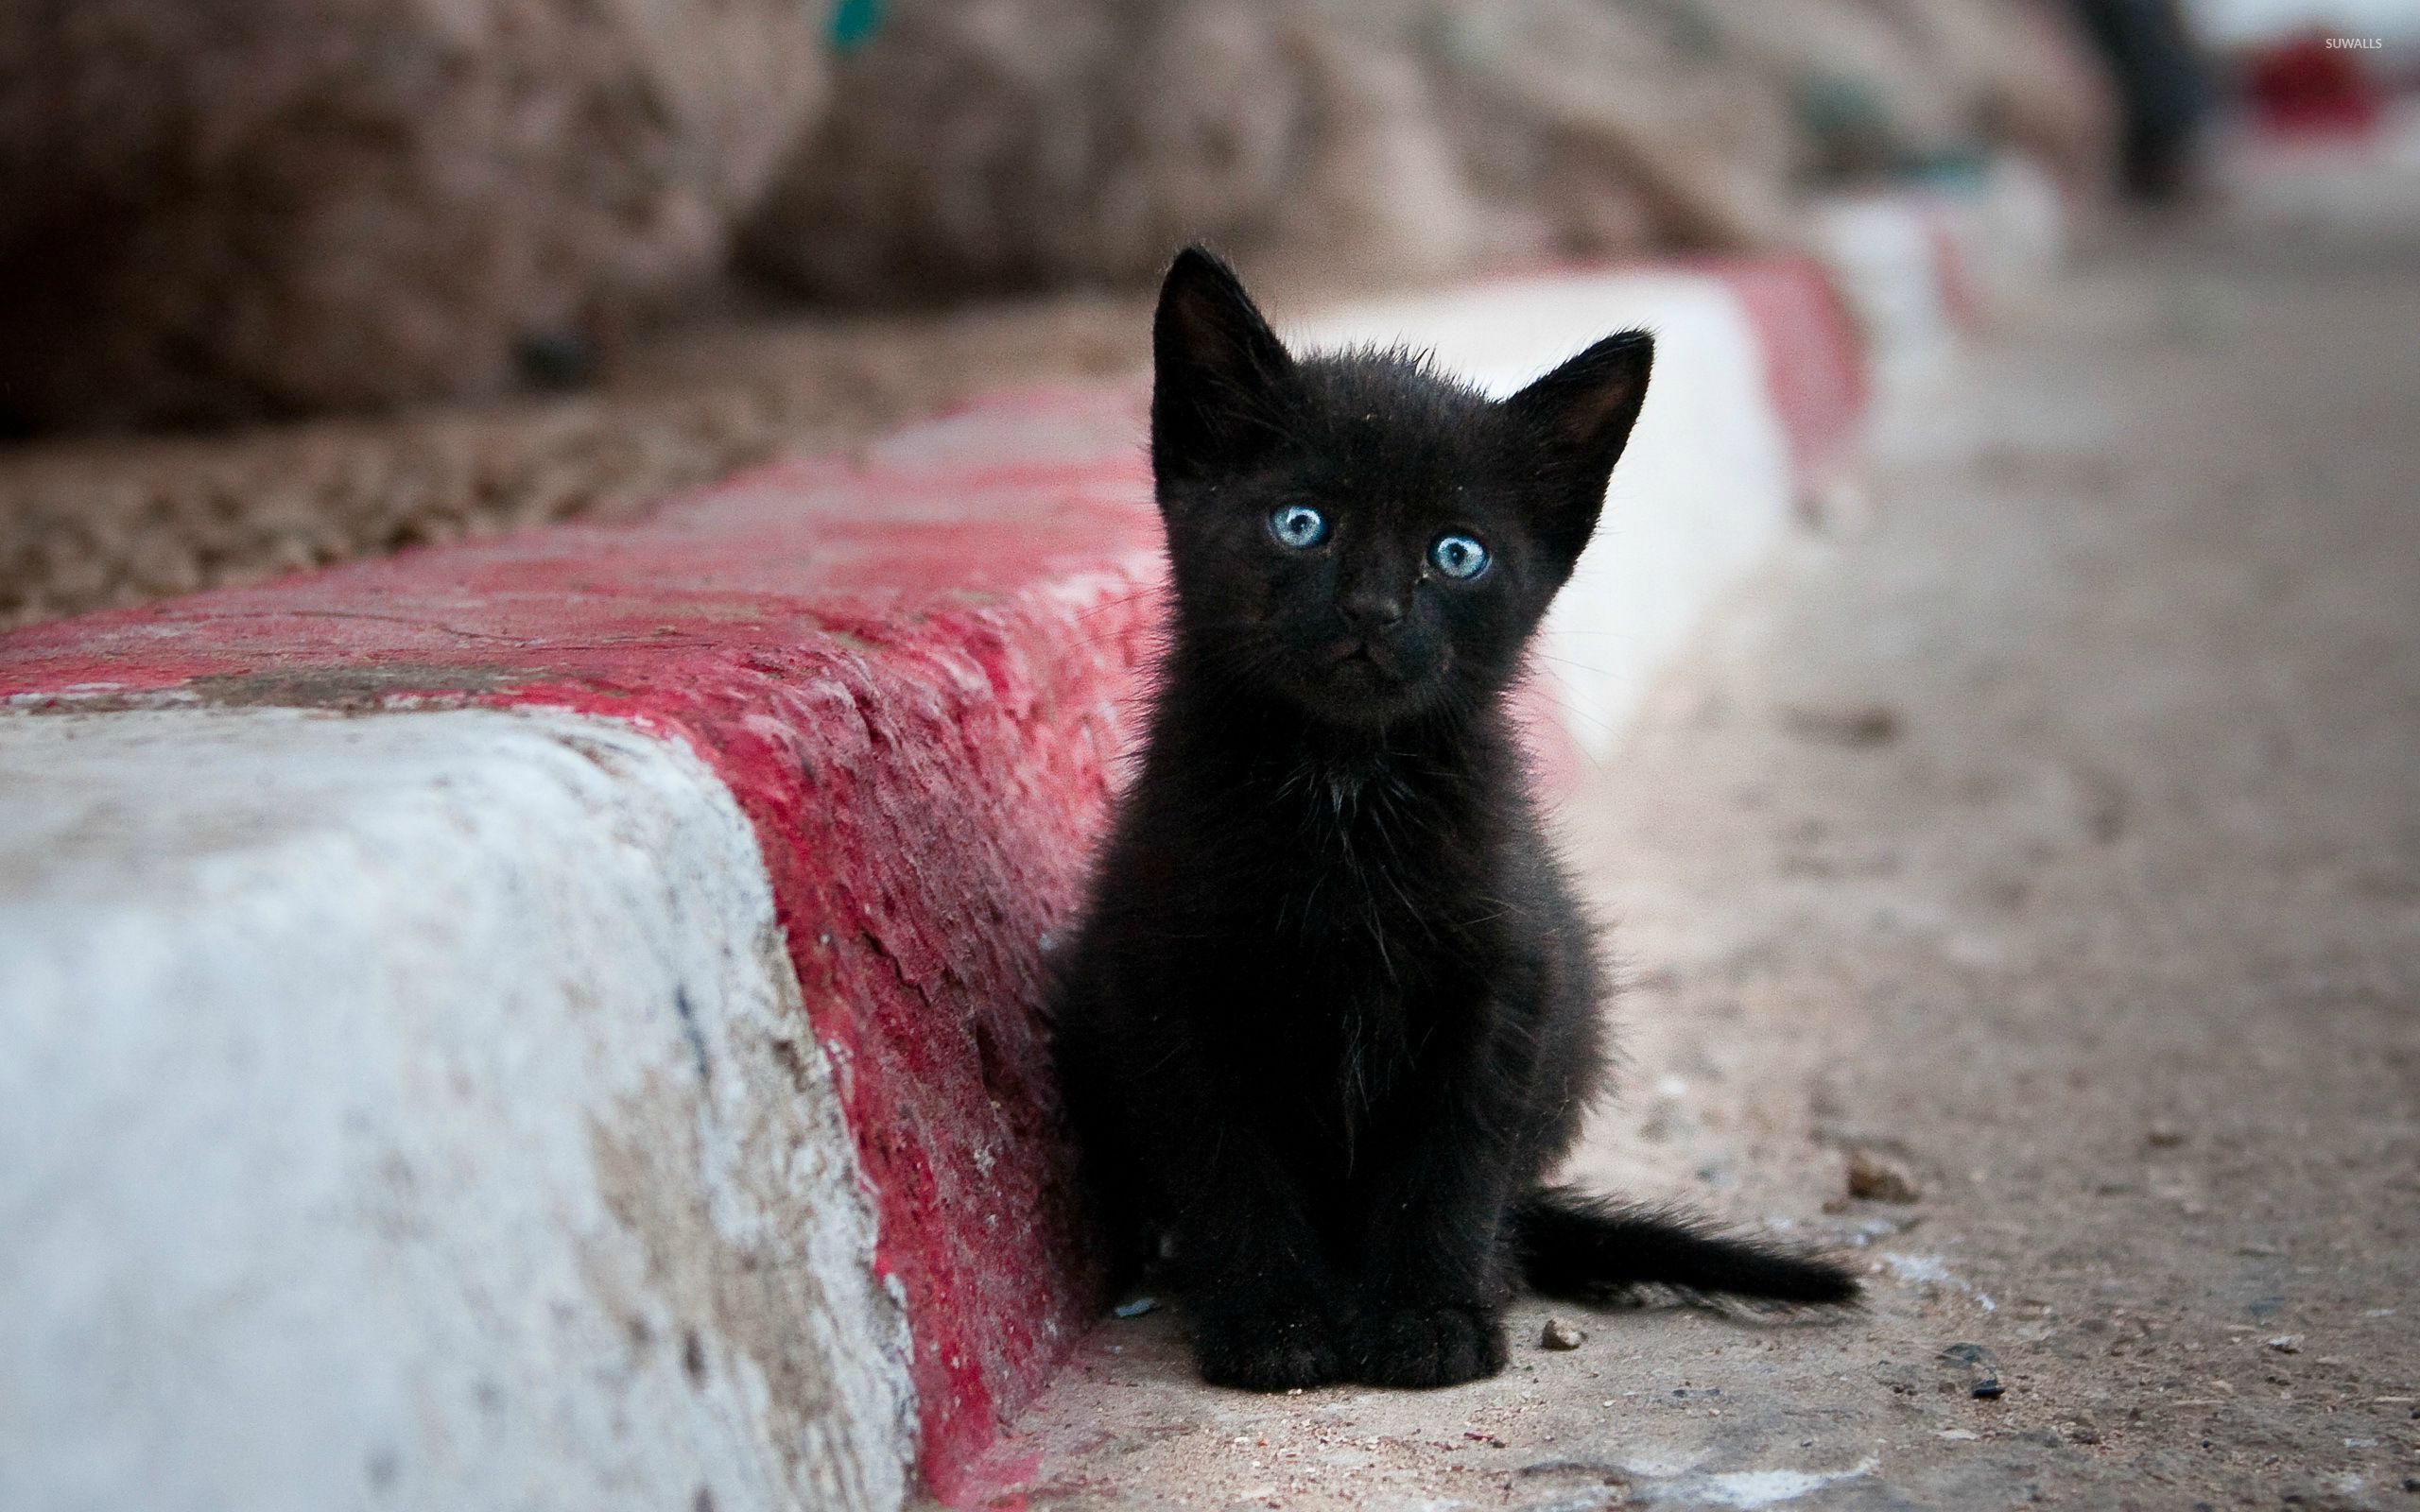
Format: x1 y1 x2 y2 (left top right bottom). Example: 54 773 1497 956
1700 255 1873 494
1923 214 1983 332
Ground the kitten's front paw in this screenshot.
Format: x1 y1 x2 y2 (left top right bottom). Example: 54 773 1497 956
1188 1303 1343 1392
1348 1303 1508 1388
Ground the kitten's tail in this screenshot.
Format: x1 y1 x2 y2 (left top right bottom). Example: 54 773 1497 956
1510 1186 1860 1306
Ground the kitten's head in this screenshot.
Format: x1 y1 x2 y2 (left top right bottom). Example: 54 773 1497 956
1150 247 1652 730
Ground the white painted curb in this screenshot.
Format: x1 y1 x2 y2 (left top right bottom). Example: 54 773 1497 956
1806 154 2067 401
0 708 913 1512
1299 271 1798 756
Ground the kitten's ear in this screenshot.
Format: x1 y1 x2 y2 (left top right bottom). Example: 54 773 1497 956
1151 246 1295 487
1502 330 1654 565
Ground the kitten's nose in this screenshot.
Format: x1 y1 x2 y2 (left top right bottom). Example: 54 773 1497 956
1340 590 1405 632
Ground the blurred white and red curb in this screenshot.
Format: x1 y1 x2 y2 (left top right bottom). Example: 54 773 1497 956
0 167 2051 1511
1806 154 2067 397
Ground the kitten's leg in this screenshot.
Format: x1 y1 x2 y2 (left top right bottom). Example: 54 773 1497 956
1160 1122 1350 1391
1345 1010 1532 1387
1347 1153 1516 1386
1066 958 1347 1390
1112 1030 1349 1391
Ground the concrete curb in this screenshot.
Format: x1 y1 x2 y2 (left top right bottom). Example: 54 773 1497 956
0 189 2025 1507
1 708 918 1512
1805 156 2066 398
3 386 1165 1508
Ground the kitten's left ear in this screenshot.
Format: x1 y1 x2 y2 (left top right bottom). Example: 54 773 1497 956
1502 330 1654 566
1151 246 1296 488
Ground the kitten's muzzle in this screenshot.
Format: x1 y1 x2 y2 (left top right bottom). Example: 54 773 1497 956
1322 635 1410 686
1324 635 1392 666
1297 631 1445 725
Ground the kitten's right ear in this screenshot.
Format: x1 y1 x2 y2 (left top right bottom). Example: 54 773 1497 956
1151 247 1295 486
1501 330 1653 568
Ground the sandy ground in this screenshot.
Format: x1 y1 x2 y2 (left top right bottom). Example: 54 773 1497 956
942 184 2420 1506
0 291 1150 628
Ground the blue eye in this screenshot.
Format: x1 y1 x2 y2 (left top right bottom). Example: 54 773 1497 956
1430 533 1488 579
1270 505 1329 549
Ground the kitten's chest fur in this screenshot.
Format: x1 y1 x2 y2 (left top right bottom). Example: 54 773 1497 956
1147 727 1517 1116
1254 749 1485 970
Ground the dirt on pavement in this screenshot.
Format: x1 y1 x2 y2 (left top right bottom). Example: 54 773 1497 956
943 178 2420 1509
0 290 1150 629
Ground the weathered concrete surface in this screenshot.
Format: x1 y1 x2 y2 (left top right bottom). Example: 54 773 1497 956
0 709 913 1512
947 165 2420 1509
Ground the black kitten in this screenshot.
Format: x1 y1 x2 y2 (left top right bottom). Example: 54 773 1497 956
1049 248 1857 1393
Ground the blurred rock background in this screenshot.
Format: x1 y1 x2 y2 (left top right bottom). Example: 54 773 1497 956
0 0 2225 626
0 0 833 431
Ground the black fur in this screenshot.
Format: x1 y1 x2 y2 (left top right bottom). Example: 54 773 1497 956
1049 247 1856 1393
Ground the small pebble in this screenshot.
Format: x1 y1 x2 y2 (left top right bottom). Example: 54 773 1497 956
2266 1334 2303 1354
1940 1342 2005 1399
1848 1148 1922 1204
1782 701 1903 747
1539 1317 1586 1350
